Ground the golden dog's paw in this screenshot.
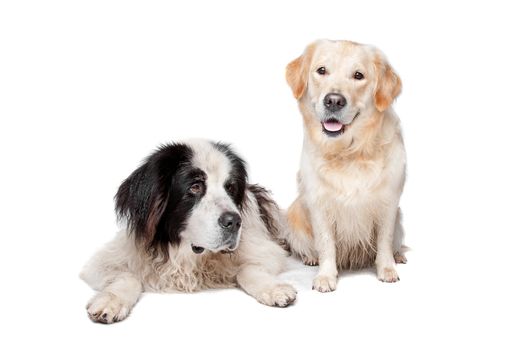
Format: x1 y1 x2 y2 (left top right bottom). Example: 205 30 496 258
86 292 131 324
256 284 297 307
394 252 407 264
377 267 400 283
312 274 337 292
301 255 319 266
277 239 291 252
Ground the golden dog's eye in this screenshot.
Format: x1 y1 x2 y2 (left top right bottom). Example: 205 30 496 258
354 71 364 80
189 183 203 195
316 67 327 75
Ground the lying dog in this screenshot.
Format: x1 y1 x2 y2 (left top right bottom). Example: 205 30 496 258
81 140 296 323
284 39 407 292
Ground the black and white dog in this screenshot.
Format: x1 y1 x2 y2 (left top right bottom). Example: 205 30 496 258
81 139 296 324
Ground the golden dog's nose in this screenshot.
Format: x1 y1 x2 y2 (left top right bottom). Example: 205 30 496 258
323 93 347 112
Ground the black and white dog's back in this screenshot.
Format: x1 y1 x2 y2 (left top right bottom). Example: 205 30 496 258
81 139 296 324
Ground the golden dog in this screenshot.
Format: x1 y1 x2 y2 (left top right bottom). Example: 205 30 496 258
284 39 407 292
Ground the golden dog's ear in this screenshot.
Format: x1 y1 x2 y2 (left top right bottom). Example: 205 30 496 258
286 44 315 100
374 55 402 112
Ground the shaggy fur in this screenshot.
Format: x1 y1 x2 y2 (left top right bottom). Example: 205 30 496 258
284 39 407 292
81 140 296 323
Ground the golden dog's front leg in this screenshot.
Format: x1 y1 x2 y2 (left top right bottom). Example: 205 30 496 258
311 211 338 292
376 206 401 283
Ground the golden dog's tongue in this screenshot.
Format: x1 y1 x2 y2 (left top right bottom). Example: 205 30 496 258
323 120 343 132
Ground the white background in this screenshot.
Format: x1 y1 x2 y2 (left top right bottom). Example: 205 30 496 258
1 0 524 349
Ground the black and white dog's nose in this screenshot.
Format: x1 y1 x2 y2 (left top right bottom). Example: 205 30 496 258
323 93 347 112
218 212 241 233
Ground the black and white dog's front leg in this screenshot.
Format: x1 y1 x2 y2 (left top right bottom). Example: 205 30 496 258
237 264 297 307
86 272 142 324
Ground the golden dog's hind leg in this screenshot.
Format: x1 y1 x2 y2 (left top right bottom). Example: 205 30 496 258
286 198 318 266
393 208 407 264
394 251 407 264
301 255 319 266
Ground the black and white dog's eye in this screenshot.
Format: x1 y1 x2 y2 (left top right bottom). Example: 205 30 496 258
225 183 236 194
316 66 327 75
189 183 203 195
353 71 364 80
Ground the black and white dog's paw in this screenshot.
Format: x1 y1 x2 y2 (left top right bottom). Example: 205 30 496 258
87 292 132 324
256 284 297 307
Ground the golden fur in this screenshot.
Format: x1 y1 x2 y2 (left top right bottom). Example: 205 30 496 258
283 39 407 292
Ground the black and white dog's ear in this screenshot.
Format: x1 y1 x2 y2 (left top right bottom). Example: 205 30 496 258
115 161 169 244
115 143 193 245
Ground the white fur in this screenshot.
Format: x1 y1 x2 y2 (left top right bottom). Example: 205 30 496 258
81 192 295 324
81 141 296 323
285 40 407 292
183 140 240 251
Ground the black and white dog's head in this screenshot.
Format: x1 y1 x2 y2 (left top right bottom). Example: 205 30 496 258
115 139 247 256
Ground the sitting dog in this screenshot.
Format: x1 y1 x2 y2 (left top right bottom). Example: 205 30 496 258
81 139 296 323
284 39 407 292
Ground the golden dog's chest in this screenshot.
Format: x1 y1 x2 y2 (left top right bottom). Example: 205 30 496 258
318 158 387 198
331 199 379 268
315 162 386 269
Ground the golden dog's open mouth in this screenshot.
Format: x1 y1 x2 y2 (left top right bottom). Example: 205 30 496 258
322 118 345 137
321 111 360 137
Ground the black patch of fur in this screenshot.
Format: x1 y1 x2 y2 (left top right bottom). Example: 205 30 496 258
155 167 207 248
248 184 282 240
249 184 290 252
115 143 206 258
213 142 248 208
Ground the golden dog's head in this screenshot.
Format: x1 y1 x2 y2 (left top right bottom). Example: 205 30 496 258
286 40 401 142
